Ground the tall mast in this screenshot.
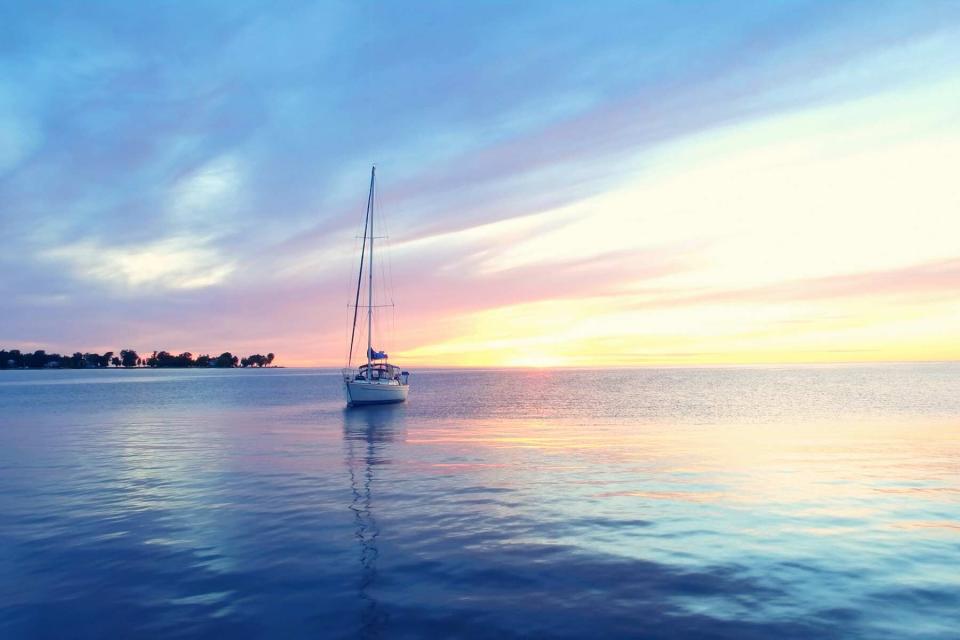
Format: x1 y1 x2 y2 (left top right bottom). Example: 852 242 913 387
367 165 375 375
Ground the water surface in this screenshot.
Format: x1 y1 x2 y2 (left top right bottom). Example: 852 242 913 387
1 365 959 638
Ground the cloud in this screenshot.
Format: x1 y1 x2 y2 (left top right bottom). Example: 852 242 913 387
0 114 40 175
0 83 42 175
168 154 243 233
43 236 236 292
631 257 960 310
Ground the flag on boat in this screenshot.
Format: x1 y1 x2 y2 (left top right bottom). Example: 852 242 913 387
368 347 388 360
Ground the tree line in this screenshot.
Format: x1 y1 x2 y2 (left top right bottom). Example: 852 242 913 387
0 349 275 369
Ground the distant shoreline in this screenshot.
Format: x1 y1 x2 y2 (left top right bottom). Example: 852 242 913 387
0 366 285 370
1 349 276 370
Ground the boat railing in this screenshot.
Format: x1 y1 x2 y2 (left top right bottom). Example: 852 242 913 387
343 364 405 384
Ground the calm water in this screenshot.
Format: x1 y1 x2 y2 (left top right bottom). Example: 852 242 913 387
1 365 959 639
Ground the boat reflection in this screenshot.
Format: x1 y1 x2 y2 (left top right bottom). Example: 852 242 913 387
343 405 403 639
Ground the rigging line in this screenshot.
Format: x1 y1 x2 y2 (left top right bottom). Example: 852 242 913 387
344 232 363 363
376 186 389 350
348 171 374 368
375 174 398 353
381 182 398 350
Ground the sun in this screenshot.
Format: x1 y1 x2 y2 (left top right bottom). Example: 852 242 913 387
504 355 568 369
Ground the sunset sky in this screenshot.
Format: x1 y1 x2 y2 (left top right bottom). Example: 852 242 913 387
2 1 959 367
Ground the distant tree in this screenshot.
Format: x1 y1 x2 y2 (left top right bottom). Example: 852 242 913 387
120 349 139 368
27 350 47 368
215 352 235 368
146 351 158 367
240 357 249 367
195 354 211 367
266 353 275 367
70 352 84 368
111 356 121 367
243 354 268 367
0 350 8 369
154 351 174 367
101 352 114 368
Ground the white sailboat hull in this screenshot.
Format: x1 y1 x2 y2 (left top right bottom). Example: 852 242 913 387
343 380 409 406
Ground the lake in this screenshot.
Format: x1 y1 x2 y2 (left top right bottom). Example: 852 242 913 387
1 365 958 638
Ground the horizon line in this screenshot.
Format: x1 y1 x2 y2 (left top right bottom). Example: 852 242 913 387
281 359 960 370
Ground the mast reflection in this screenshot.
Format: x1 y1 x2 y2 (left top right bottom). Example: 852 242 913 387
343 405 402 639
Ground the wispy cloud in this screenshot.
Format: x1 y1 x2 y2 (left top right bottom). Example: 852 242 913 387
43 236 236 292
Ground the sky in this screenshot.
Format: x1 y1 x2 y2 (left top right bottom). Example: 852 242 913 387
1 0 959 367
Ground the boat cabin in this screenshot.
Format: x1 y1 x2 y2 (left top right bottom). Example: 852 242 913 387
355 363 401 382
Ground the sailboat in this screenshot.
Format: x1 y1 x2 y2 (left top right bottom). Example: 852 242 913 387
341 166 410 406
